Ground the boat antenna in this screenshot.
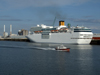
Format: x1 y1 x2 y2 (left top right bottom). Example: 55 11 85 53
52 17 56 28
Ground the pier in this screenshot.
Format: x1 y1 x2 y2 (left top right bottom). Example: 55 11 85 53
0 38 30 42
0 38 100 45
90 39 100 45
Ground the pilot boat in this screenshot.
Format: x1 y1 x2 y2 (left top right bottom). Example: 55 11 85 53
55 45 70 52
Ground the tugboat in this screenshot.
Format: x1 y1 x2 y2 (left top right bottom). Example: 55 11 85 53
55 45 70 52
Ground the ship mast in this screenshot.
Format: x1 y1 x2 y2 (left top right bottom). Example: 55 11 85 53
52 17 56 28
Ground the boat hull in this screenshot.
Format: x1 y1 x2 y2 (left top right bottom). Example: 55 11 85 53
55 48 70 52
26 32 93 45
92 34 100 40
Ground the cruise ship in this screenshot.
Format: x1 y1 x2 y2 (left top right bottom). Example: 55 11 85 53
26 21 93 44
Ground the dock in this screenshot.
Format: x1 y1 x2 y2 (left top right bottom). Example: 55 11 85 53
90 39 100 45
0 38 100 45
0 38 30 42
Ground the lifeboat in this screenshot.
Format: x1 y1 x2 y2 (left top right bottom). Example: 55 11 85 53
54 30 58 32
51 30 55 33
34 31 43 33
64 28 68 30
59 28 63 32
34 31 39 33
51 30 58 33
40 31 43 33
55 45 70 52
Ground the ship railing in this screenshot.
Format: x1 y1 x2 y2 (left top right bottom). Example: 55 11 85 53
34 29 72 34
94 33 100 35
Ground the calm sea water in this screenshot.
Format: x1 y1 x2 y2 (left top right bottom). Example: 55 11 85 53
0 41 100 75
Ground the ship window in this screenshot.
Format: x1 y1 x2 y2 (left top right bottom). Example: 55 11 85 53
42 34 49 39
80 34 83 36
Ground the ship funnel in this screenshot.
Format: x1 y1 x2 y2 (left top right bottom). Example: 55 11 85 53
59 21 65 26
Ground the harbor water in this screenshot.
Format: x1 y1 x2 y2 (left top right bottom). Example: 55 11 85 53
0 41 100 75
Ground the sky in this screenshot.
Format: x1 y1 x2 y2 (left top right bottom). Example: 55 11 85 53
0 0 100 35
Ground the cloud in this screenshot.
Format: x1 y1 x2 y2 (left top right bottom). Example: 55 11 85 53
0 0 90 9
68 18 100 23
83 16 93 18
90 26 100 30
0 15 11 17
0 18 33 21
0 19 22 21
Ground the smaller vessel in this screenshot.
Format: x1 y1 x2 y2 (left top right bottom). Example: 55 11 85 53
92 33 100 40
55 45 70 52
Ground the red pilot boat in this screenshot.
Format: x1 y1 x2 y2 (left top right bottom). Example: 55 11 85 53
55 45 70 52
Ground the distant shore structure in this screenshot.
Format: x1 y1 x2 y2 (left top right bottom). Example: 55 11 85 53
3 25 12 38
10 25 12 36
3 25 5 38
18 29 28 36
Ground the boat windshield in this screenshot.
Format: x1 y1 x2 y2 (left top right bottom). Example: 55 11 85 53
59 45 67 49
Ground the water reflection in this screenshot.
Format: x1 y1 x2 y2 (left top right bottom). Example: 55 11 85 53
28 43 60 47
27 42 95 75
68 45 93 50
28 42 93 49
73 45 93 75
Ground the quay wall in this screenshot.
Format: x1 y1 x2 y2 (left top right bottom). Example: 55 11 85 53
0 38 100 45
0 38 30 42
90 40 100 45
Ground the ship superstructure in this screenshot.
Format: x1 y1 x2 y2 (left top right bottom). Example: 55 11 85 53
26 21 93 44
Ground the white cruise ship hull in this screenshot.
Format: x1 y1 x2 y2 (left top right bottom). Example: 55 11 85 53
26 32 93 45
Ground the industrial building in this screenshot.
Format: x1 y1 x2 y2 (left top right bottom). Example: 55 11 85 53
18 29 28 36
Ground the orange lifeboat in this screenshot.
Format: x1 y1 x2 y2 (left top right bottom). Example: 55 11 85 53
51 30 55 32
34 31 42 33
51 30 58 33
59 28 63 32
